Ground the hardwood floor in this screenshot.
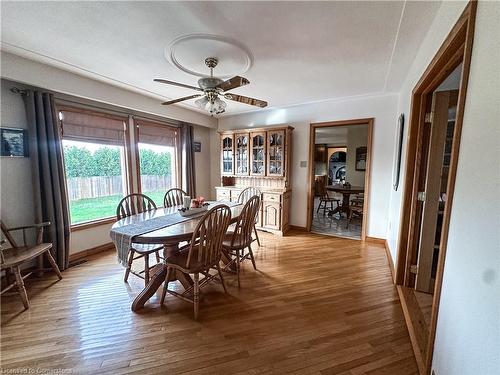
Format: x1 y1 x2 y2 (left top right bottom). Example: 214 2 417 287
0 230 418 374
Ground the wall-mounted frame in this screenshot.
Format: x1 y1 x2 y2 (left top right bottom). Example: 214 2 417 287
355 146 367 171
0 127 28 157
193 141 201 152
392 114 405 191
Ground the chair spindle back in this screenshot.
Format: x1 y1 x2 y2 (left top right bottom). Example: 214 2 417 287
237 187 262 204
164 188 188 208
186 205 231 269
116 193 157 220
232 195 261 248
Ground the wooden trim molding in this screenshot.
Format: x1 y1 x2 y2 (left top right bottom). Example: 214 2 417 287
70 217 115 232
69 242 115 263
394 2 477 374
365 236 385 245
289 225 307 231
384 240 396 283
397 286 426 374
307 118 374 242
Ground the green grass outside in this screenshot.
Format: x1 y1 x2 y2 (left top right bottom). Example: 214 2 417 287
69 190 166 224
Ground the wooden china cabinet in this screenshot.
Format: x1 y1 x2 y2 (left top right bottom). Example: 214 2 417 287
221 134 234 175
216 126 293 236
235 133 249 175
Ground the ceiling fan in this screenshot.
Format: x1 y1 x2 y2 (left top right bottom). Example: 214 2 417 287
154 57 267 115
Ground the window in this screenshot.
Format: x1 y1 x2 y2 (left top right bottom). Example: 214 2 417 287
135 119 178 207
59 108 129 225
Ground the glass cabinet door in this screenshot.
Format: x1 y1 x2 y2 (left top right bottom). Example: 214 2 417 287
235 133 249 175
250 132 266 175
221 135 234 175
267 130 285 176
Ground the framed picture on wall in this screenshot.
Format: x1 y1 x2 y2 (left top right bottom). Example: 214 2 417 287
393 113 405 191
193 141 201 152
1 127 28 157
355 146 367 171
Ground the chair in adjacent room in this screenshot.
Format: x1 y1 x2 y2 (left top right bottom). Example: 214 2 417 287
160 204 232 320
237 186 262 246
116 193 163 286
348 194 364 229
0 221 63 309
316 184 340 216
222 195 261 287
163 188 188 208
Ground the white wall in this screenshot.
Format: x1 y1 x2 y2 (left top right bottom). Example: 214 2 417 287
218 94 398 238
345 126 368 187
0 82 35 239
384 1 499 373
193 125 217 200
432 2 500 374
386 1 469 264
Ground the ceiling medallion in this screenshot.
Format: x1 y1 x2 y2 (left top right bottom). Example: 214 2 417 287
165 34 253 78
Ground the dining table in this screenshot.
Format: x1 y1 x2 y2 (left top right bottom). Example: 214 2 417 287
326 184 365 217
110 201 243 312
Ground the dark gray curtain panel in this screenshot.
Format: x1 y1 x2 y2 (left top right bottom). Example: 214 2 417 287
24 91 70 270
181 123 196 197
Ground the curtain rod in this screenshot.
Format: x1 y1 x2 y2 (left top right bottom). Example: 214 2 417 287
10 87 29 96
55 97 182 128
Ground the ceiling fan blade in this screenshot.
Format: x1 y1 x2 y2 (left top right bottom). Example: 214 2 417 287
224 93 268 108
216 76 250 92
154 79 203 92
161 94 202 105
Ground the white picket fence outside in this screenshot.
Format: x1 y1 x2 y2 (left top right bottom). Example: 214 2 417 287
67 175 171 201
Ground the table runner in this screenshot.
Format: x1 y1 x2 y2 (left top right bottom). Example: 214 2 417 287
110 201 239 266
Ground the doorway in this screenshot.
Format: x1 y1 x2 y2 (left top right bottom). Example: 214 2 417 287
395 3 476 374
307 118 373 240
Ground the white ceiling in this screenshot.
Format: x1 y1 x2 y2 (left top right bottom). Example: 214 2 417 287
0 1 441 116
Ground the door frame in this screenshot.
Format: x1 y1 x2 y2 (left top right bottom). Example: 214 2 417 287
306 117 374 241
395 2 477 373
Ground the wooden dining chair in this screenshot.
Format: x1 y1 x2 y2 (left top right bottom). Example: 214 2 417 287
160 205 232 320
222 195 261 287
116 193 163 286
237 187 262 246
316 184 340 216
0 220 62 309
163 188 188 208
348 194 364 229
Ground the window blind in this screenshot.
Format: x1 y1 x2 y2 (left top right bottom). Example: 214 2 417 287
136 119 178 147
60 108 127 145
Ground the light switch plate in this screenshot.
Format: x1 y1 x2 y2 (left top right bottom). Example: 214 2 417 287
300 161 307 168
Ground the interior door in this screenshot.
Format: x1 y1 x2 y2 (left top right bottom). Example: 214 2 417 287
414 90 458 293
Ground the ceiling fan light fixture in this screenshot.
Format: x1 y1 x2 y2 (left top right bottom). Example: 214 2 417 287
208 96 227 115
195 96 209 110
155 56 266 114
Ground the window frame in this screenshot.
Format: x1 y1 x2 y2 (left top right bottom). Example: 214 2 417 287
134 118 181 205
57 105 133 231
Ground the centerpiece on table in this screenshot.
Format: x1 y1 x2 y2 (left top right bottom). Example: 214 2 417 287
178 196 210 216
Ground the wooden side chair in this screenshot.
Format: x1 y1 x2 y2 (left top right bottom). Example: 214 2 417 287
0 221 62 310
348 194 364 229
237 187 262 246
160 204 232 320
116 193 163 286
222 195 261 287
316 184 340 216
163 188 188 208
